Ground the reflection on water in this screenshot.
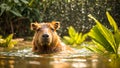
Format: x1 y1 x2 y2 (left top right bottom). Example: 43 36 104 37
0 48 119 68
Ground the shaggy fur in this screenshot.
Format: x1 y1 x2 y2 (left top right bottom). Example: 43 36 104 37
31 21 64 54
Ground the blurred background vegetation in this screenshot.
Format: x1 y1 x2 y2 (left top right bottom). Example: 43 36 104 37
0 0 120 38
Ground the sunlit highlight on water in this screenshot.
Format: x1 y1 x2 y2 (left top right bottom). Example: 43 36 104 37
0 48 119 68
29 61 40 65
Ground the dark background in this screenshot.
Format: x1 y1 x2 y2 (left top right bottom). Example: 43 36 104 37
0 0 120 38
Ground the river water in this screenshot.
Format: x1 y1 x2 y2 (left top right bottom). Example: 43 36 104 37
1 47 118 68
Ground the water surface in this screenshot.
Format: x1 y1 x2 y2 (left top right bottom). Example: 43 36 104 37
0 47 115 68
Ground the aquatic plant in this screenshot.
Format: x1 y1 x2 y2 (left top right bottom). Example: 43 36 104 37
63 26 87 48
0 34 17 49
87 12 120 56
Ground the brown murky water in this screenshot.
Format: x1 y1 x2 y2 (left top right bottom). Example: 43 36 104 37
0 55 110 68
1 47 119 68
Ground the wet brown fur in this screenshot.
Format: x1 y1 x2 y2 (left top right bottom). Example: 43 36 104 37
31 21 64 54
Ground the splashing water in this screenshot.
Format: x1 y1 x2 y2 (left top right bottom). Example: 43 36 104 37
0 46 116 68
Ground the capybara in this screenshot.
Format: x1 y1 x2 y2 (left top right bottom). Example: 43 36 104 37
31 21 69 54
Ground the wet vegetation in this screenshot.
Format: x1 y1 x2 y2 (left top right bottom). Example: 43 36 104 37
0 34 17 49
63 26 87 48
87 12 120 57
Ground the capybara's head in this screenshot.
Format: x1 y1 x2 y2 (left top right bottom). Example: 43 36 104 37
31 21 61 51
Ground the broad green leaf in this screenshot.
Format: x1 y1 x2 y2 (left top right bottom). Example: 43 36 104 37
0 34 17 48
98 24 116 53
86 44 105 54
8 40 17 49
81 33 88 42
68 26 76 38
0 8 5 16
88 26 115 53
88 14 116 53
14 0 19 3
63 26 87 46
9 10 22 17
0 3 11 11
63 36 71 41
28 0 34 6
93 41 106 52
63 36 73 44
0 3 11 16
86 46 95 52
74 32 79 42
0 39 6 47
76 33 82 44
106 11 120 54
106 12 118 32
114 32 120 52
5 34 13 47
88 12 120 55
20 0 29 4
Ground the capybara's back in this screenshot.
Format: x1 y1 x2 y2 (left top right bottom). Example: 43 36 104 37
31 21 63 54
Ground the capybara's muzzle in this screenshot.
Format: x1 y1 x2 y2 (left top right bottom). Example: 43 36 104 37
42 34 49 39
41 34 50 45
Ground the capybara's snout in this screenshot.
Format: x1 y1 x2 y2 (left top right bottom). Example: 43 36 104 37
40 28 52 42
41 33 51 45
42 33 50 41
42 34 49 38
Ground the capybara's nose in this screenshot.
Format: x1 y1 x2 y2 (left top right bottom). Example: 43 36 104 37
42 34 49 38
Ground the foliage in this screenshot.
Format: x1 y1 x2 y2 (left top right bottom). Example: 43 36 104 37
0 34 17 49
0 0 41 37
87 12 120 56
0 0 119 37
63 26 87 47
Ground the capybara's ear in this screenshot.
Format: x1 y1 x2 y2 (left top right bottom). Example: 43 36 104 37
51 21 60 30
31 22 40 30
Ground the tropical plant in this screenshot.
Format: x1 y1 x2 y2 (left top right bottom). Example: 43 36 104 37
0 0 41 37
87 12 120 56
1 0 119 37
0 34 17 49
63 26 88 48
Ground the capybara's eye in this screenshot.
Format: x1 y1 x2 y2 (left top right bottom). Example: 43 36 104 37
51 28 55 31
37 28 41 32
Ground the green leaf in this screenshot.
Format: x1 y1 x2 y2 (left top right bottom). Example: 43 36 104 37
0 3 11 16
88 11 120 55
63 36 70 41
0 7 5 16
5 34 13 47
76 33 82 44
106 12 118 32
93 41 106 53
0 34 17 48
68 26 76 38
14 0 19 3
28 0 35 6
114 32 120 50
20 0 29 4
8 40 17 49
88 25 115 53
82 33 88 41
0 3 11 11
63 36 73 44
88 14 117 53
9 10 22 17
106 11 120 53
63 26 87 46
74 32 79 41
